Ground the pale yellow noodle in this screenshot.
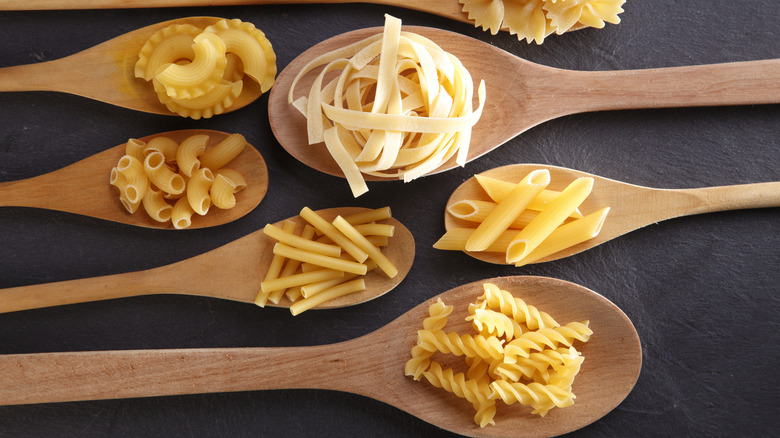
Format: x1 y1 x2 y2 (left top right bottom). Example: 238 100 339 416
209 174 237 209
214 168 247 192
186 167 214 215
256 220 296 307
116 155 149 204
263 223 342 258
260 268 345 295
289 278 366 316
199 133 246 170
143 151 186 195
474 174 583 218
272 243 367 276
299 207 368 263
141 188 172 222
176 134 209 177
155 32 227 100
143 136 178 162
125 138 147 161
332 216 398 278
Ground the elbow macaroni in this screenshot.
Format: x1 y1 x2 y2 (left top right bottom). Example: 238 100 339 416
135 18 277 119
405 283 591 426
108 133 249 228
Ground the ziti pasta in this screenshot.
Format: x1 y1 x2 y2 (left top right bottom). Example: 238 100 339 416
288 14 486 197
460 0 626 44
405 282 592 427
109 133 249 229
434 168 610 266
135 18 277 119
256 206 398 315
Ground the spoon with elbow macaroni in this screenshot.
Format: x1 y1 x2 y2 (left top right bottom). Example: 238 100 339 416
0 206 414 314
0 129 269 229
438 164 780 265
0 17 276 116
0 275 641 438
268 22 780 194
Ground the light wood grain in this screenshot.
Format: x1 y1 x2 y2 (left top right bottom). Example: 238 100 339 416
0 17 262 115
445 164 780 264
0 275 641 438
0 129 268 229
268 26 780 179
0 207 415 313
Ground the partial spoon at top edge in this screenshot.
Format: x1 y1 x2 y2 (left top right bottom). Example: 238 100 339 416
444 163 780 265
0 129 269 229
268 25 780 181
0 17 264 115
0 275 641 438
0 207 414 314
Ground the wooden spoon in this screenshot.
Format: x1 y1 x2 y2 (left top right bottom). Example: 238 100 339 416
445 164 780 265
0 17 263 115
0 129 269 229
0 275 641 438
0 207 413 314
268 26 780 180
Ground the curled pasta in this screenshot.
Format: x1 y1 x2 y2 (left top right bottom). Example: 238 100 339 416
215 168 247 192
503 322 592 363
404 298 454 380
423 361 496 427
478 282 559 330
417 330 504 362
134 23 201 81
467 306 525 340
176 134 209 177
144 151 186 195
199 133 246 170
154 78 243 120
143 136 179 162
204 18 277 92
155 32 228 100
171 196 196 229
489 380 575 416
116 155 149 204
125 138 147 161
209 174 237 209
142 188 173 222
187 167 214 215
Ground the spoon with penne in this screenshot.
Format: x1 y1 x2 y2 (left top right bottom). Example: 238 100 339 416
268 24 780 188
0 206 414 314
0 16 273 116
0 275 641 438
0 129 268 229
438 164 780 265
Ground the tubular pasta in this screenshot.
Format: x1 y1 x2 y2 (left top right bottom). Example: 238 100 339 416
203 18 278 92
447 200 539 229
289 278 366 316
332 216 398 278
176 134 209 177
116 155 149 204
186 167 214 215
134 23 201 81
272 243 367 276
209 174 237 209
143 136 179 162
299 207 368 263
155 32 227 100
341 206 392 225
199 133 246 170
171 196 196 229
144 151 186 195
256 220 297 307
263 223 342 258
125 138 147 161
474 174 583 217
142 188 173 222
215 168 247 192
154 78 243 120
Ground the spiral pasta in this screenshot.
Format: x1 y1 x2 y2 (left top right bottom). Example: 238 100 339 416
459 0 626 44
405 282 591 427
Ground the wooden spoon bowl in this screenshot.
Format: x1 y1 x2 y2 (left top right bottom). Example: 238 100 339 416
0 129 269 229
269 25 780 180
0 17 263 115
445 164 780 264
0 207 414 313
0 275 642 438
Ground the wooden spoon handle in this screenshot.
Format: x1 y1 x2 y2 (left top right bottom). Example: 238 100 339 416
679 181 780 215
0 343 368 406
538 59 780 116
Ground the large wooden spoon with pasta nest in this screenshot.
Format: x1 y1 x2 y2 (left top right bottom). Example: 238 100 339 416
0 17 264 115
444 164 780 265
0 207 414 314
268 25 780 181
0 129 269 229
0 275 641 438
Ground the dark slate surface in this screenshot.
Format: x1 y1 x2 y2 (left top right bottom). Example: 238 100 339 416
0 1 778 437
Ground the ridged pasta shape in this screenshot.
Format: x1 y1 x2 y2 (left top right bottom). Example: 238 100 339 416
116 155 149 204
204 18 277 92
423 297 453 330
422 361 495 421
489 380 575 416
135 23 201 81
467 305 525 340
543 0 626 32
478 282 559 330
215 168 247 192
199 133 246 171
503 322 592 363
154 78 243 120
171 196 196 229
404 298 454 380
502 0 554 45
187 168 214 215
209 174 237 209
143 136 179 162
417 329 504 362
124 138 147 161
176 134 209 177
404 345 433 381
142 188 173 222
144 151 186 195
155 32 228 100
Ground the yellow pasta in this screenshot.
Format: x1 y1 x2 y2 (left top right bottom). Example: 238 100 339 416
154 78 243 120
171 196 196 229
143 136 179 162
299 207 368 263
186 167 214 215
263 223 342 258
260 268 345 295
141 188 173 222
459 0 626 44
256 220 297 307
144 151 186 195
155 32 227 100
515 207 610 266
474 174 583 217
506 177 593 263
203 18 277 92
405 283 590 426
214 168 247 192
447 199 538 229
199 133 246 171
116 155 149 204
272 243 367 276
433 228 515 252
176 134 209 177
209 174 237 209
134 23 201 81
332 216 398 278
466 169 550 252
289 278 366 316
125 138 147 161
341 206 392 225
289 14 485 196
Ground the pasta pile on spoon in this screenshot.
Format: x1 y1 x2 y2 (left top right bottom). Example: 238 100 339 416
288 14 486 197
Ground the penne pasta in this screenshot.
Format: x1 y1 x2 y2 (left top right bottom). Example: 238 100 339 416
433 228 515 253
506 177 594 264
448 200 539 230
474 174 583 218
466 169 550 252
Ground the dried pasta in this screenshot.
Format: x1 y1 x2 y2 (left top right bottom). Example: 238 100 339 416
459 0 626 44
435 168 609 265
256 206 399 314
288 14 486 196
405 282 591 427
135 18 277 119
109 133 249 228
